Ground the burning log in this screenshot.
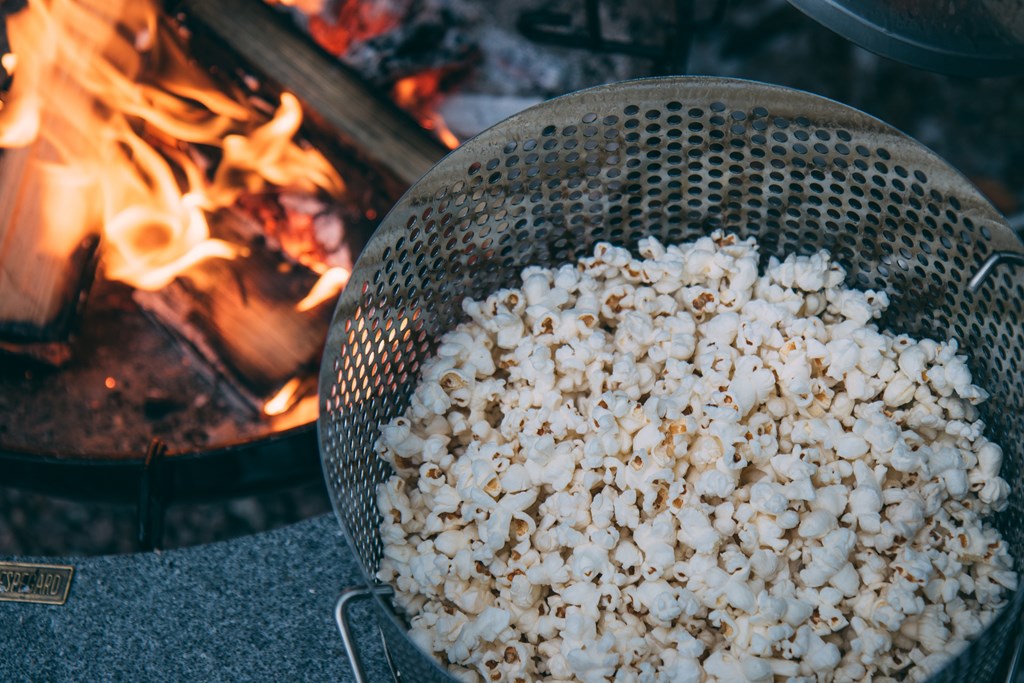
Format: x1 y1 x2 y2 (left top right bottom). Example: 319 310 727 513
175 0 450 186
0 2 110 363
133 208 342 414
0 0 451 419
0 146 100 364
0 0 360 399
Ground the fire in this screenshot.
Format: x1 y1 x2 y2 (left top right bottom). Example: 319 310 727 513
283 1 462 150
1 54 17 75
268 393 319 430
264 376 303 416
296 266 351 312
0 0 344 291
211 92 345 206
299 0 401 57
392 71 461 150
1 0 460 426
434 122 461 151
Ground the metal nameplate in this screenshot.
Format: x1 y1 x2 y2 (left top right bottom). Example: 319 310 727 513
0 562 74 605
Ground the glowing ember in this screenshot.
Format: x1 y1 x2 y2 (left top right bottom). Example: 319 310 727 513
0 0 344 292
277 0 464 151
299 0 400 57
104 377 117 389
268 0 328 15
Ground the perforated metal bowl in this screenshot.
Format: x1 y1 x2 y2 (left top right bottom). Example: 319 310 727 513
319 76 1024 683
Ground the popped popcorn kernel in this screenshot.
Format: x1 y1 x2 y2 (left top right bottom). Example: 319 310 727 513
374 233 1015 682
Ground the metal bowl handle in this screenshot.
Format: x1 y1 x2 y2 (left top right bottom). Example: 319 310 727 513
968 211 1024 292
335 585 397 683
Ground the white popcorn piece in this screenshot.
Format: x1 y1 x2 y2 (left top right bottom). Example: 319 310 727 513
371 234 1015 683
704 651 773 682
676 507 722 555
800 528 856 587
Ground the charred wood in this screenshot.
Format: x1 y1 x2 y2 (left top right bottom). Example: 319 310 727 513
173 0 449 186
132 208 337 413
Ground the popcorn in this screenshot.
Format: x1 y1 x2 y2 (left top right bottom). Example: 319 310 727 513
373 234 1015 682
797 510 837 540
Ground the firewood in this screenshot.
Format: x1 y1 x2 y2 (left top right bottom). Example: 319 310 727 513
132 208 337 413
0 0 122 362
174 0 449 187
0 144 101 363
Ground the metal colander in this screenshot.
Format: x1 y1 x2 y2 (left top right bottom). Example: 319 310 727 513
319 77 1024 683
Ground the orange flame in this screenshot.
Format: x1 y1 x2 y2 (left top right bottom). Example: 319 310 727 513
1 53 17 75
264 376 303 416
269 393 319 430
0 0 345 291
392 72 460 150
296 266 351 312
434 122 461 151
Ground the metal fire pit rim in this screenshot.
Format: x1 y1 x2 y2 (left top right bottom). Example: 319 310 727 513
0 420 316 463
0 423 321 503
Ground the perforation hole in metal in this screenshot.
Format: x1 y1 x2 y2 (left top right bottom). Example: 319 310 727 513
319 78 1023 683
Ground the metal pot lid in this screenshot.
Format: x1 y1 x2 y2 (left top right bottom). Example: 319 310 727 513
786 0 1024 76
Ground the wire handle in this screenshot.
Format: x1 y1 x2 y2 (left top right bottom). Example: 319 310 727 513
335 585 397 683
969 211 1024 291
968 251 1024 291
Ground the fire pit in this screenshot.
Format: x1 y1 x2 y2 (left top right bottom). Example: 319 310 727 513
0 0 460 480
0 0 478 554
